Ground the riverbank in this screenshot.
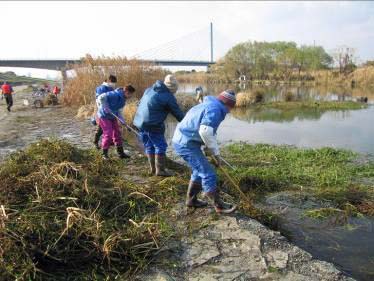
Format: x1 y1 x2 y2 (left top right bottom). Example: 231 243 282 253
0 71 53 86
0 141 357 281
0 88 360 280
219 143 374 280
176 66 374 90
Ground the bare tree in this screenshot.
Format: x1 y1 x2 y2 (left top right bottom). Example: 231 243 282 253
332 46 357 74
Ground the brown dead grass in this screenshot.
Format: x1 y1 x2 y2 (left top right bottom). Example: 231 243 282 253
62 55 167 106
236 89 265 107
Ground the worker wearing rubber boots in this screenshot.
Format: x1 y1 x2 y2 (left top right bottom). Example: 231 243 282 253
97 85 136 160
172 90 237 214
93 75 117 150
133 75 185 177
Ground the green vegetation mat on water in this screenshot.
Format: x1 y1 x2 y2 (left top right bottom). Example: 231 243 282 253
0 139 186 280
262 100 369 110
220 143 374 217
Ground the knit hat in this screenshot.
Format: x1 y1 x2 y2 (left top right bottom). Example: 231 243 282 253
108 75 117 83
164 74 178 93
218 89 236 108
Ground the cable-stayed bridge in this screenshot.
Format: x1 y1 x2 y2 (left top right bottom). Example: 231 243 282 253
0 23 233 73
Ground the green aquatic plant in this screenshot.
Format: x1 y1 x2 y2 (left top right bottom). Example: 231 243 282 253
221 143 374 216
262 100 368 110
304 203 363 226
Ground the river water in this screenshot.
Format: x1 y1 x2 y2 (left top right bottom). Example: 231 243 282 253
169 83 374 155
166 83 374 281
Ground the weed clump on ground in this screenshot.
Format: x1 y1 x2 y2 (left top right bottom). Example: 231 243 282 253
0 139 177 280
221 143 374 216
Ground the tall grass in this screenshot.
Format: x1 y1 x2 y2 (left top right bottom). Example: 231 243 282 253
175 93 198 112
351 66 374 88
62 55 166 106
312 66 374 89
123 100 139 124
175 71 221 84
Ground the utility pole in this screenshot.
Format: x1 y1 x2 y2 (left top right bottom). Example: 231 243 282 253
210 22 214 63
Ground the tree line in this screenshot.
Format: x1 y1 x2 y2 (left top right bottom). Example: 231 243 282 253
211 41 358 81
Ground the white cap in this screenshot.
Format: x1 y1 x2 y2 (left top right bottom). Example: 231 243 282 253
164 74 178 93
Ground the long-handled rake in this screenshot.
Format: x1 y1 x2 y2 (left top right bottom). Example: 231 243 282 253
109 112 144 151
212 156 253 209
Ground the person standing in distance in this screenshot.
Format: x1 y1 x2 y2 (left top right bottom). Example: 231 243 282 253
1 81 14 112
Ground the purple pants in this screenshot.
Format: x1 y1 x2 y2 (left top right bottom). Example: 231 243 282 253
99 118 122 149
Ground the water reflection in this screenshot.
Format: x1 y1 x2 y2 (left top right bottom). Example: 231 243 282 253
177 82 374 103
216 107 374 155
166 83 374 154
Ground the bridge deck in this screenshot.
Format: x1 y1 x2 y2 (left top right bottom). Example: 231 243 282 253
0 59 215 70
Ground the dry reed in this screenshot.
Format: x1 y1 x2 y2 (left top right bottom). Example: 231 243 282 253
62 55 166 106
123 100 139 124
236 92 253 107
175 94 198 112
236 89 265 107
284 92 294 102
0 139 175 280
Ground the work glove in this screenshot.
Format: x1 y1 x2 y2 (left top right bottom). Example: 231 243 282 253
203 146 213 157
103 106 112 114
203 147 221 167
212 155 222 167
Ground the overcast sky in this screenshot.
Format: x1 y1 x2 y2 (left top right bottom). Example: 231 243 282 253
1 1 373 77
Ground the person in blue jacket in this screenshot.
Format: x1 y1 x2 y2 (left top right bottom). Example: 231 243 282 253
97 85 136 160
133 74 185 176
172 90 237 214
92 74 117 149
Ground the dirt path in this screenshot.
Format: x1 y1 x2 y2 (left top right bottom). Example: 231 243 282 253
0 88 355 280
0 89 99 160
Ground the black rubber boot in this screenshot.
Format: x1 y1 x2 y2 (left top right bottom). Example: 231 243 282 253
93 126 102 150
102 149 109 160
146 154 156 175
186 181 208 208
5 94 12 112
155 154 172 177
116 146 130 159
204 190 237 214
